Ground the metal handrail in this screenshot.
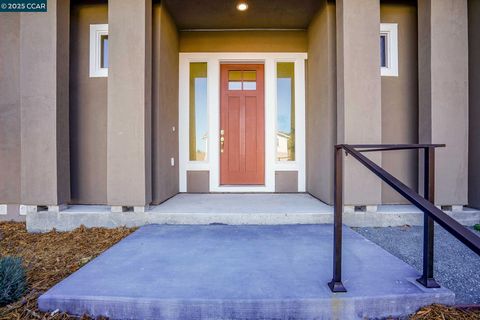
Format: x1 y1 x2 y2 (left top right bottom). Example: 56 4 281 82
328 144 480 293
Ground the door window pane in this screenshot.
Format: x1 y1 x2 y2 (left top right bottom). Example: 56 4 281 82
227 70 257 90
189 63 208 161
228 70 242 90
243 81 256 90
243 71 256 81
276 62 295 161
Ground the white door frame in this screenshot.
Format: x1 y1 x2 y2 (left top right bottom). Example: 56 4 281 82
179 52 307 192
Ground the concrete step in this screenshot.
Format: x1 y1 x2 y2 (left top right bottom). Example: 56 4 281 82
38 225 454 320
26 194 480 232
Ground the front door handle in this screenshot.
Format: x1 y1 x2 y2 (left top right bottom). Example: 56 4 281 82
220 129 225 153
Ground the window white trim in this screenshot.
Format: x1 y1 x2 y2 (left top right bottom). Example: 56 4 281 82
89 24 108 77
179 52 307 193
380 23 398 77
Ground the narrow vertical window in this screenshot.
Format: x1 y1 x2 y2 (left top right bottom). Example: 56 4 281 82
380 23 398 76
89 24 108 77
276 62 295 161
189 62 208 161
101 35 109 68
380 34 387 68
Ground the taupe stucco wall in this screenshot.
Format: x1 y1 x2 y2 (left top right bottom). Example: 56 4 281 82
152 2 179 204
306 0 336 204
20 0 71 205
0 13 21 205
179 30 307 52
418 0 469 206
336 0 382 205
380 0 419 204
70 1 108 204
469 0 480 209
107 0 152 206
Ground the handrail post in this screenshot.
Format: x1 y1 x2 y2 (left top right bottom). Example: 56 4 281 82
417 147 440 288
328 146 347 292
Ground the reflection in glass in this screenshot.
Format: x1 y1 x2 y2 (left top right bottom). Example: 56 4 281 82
243 81 256 90
189 63 208 161
228 81 242 90
101 35 108 68
276 62 295 161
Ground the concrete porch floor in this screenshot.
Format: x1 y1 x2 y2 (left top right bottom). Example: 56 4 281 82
26 193 480 232
38 224 454 320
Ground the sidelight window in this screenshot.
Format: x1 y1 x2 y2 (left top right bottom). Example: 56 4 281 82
276 62 295 161
189 62 208 161
89 24 108 77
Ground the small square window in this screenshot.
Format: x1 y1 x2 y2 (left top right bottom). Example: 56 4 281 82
90 24 108 77
380 23 398 77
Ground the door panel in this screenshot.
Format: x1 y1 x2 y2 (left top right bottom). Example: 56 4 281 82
220 64 264 185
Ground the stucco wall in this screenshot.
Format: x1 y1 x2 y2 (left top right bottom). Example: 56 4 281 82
70 1 108 204
0 13 21 206
418 0 468 206
152 2 179 204
380 0 419 204
469 0 480 209
336 0 383 206
179 30 307 52
107 0 152 206
306 0 336 204
20 0 71 205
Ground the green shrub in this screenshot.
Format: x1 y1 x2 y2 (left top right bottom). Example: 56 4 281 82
474 224 480 232
0 256 27 307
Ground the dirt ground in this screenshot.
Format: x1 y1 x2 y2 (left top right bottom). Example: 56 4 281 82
0 222 478 320
0 222 135 319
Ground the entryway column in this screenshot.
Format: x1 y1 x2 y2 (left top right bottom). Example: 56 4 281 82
336 0 382 207
19 0 71 212
107 0 152 211
418 0 468 207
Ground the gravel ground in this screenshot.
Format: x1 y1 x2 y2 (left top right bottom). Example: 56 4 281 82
354 225 480 305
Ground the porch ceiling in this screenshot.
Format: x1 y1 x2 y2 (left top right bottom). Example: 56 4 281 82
163 0 322 30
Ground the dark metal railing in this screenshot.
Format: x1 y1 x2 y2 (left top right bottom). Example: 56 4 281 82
328 144 480 293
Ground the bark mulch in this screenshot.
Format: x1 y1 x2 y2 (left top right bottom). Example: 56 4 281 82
0 222 478 320
410 304 480 320
0 222 135 319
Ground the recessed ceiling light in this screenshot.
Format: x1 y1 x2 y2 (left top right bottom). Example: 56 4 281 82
236 2 248 11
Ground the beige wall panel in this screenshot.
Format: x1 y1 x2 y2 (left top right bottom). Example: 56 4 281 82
179 31 307 52
187 171 210 193
306 0 336 204
336 0 382 205
469 0 480 209
107 0 152 206
275 171 299 193
20 0 70 205
152 2 179 204
418 0 468 205
70 1 108 204
381 0 419 204
0 13 21 205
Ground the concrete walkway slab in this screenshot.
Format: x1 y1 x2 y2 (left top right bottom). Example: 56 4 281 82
38 225 454 320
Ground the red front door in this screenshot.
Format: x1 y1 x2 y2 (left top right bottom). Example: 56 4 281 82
220 64 265 185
